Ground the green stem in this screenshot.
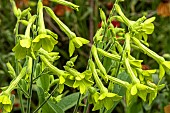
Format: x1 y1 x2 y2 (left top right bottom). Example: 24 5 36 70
18 84 30 98
114 40 126 77
83 98 89 113
73 93 81 113
17 90 25 113
15 16 26 113
26 66 33 113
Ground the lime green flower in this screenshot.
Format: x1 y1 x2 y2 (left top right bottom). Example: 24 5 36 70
126 83 155 106
0 94 12 112
33 34 58 52
69 37 89 57
64 66 94 94
12 37 33 59
44 6 89 57
88 87 122 111
93 92 122 111
12 15 37 59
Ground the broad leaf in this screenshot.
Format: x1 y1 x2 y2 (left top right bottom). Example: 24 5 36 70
56 92 80 111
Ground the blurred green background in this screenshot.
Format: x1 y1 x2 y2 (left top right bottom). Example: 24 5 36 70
0 0 170 113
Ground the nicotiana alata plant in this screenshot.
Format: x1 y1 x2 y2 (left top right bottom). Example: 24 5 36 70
0 0 170 113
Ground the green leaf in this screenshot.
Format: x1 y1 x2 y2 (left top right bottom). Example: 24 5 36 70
36 86 64 113
56 92 80 111
37 73 50 91
69 40 75 57
46 99 64 113
129 101 143 113
19 79 29 98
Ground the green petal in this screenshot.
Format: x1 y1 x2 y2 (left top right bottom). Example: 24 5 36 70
69 40 75 57
92 101 103 111
20 38 31 48
77 37 90 44
131 85 137 95
59 76 65 84
99 93 107 100
144 17 155 24
73 38 83 48
3 104 12 112
12 43 27 59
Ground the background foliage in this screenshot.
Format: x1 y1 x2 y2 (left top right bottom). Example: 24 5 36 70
0 0 170 113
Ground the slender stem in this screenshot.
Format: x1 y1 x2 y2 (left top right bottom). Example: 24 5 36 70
33 71 49 82
26 66 33 113
115 41 126 77
18 84 30 98
73 93 81 113
14 16 26 113
32 84 58 113
83 98 89 113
